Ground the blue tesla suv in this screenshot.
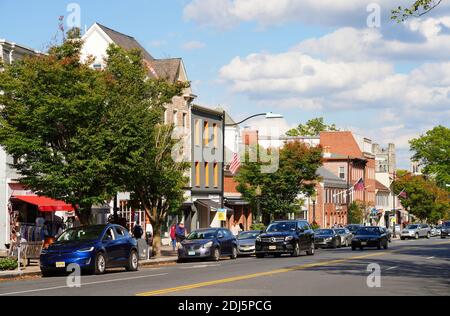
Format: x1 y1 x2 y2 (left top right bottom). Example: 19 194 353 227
40 224 139 277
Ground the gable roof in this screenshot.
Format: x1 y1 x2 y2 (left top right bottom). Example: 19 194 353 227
96 23 154 62
147 58 181 83
375 180 390 193
317 167 348 189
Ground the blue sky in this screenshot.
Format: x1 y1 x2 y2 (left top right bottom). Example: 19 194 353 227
1 0 449 168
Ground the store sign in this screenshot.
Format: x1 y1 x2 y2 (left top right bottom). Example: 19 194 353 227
217 208 227 222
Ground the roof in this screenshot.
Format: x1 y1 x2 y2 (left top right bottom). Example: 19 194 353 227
375 180 390 192
317 167 348 189
147 58 181 83
192 105 224 118
97 23 154 61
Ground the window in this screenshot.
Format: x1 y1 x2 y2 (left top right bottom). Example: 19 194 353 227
195 120 200 146
114 226 127 239
183 113 187 130
195 162 200 187
164 109 169 125
103 228 115 241
205 162 210 187
214 163 219 188
213 124 218 148
204 121 209 146
173 111 178 126
339 167 346 179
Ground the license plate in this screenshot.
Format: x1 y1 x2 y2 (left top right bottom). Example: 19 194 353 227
188 251 196 256
269 246 277 250
361 242 367 246
56 262 66 268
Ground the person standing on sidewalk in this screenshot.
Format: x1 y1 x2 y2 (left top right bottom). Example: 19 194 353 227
170 223 177 251
231 220 242 236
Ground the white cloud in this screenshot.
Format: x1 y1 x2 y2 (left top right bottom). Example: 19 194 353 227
183 0 450 29
182 40 206 51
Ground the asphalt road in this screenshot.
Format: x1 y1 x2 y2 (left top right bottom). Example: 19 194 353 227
0 238 449 296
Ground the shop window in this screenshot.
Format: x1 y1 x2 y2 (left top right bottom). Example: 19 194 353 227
214 163 219 188
195 120 200 146
205 162 210 187
204 121 209 146
195 162 200 187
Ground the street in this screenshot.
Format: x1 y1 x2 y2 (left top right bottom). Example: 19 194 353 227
1 238 449 296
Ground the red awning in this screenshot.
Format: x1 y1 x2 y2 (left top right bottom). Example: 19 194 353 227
12 196 75 212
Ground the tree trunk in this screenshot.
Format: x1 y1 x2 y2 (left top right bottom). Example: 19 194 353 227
152 218 162 257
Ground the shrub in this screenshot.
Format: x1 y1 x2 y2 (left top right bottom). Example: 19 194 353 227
251 223 266 232
0 258 18 271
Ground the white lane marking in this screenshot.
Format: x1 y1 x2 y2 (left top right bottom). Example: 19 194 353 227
0 273 168 296
426 256 435 260
180 264 220 269
386 266 398 271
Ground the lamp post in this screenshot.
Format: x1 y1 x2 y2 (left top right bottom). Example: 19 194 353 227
311 193 317 226
255 185 262 224
220 111 284 210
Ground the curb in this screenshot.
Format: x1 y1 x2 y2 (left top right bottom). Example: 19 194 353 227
0 270 42 279
140 257 178 267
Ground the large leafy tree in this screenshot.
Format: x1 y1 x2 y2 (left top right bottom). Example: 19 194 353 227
102 45 189 257
410 126 450 190
394 173 449 223
286 117 338 137
236 141 323 224
392 0 442 22
0 30 116 223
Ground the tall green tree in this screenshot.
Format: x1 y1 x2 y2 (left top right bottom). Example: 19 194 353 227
286 117 338 137
394 173 449 223
236 141 323 224
410 126 450 190
102 45 189 257
348 202 364 225
0 30 115 223
392 0 442 22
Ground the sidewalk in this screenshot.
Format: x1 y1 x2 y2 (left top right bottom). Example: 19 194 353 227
0 246 178 280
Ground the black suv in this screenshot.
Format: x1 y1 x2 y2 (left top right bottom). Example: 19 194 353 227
255 220 315 258
441 222 450 239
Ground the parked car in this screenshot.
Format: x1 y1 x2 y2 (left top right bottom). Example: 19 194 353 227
314 229 342 249
334 228 353 247
401 224 431 240
352 226 389 251
237 231 261 256
431 226 441 237
255 220 315 258
380 227 393 243
40 224 139 277
178 228 237 262
441 222 450 239
346 224 363 235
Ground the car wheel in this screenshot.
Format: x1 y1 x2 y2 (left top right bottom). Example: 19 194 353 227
292 243 301 257
212 248 221 262
231 246 238 260
126 250 139 272
256 253 265 259
332 240 338 249
306 242 315 256
94 252 106 275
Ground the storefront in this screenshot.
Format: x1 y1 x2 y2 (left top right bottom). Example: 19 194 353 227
8 195 75 247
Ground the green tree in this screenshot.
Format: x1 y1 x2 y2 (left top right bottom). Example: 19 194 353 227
394 173 449 223
410 126 450 190
235 141 323 225
102 45 189 257
286 117 338 137
348 201 364 224
0 30 115 223
392 0 442 22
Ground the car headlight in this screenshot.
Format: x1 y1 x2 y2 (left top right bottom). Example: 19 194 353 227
256 237 261 242
203 241 213 248
77 247 95 253
325 237 332 242
285 236 294 242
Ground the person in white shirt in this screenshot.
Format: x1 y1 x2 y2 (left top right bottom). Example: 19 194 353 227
230 220 242 236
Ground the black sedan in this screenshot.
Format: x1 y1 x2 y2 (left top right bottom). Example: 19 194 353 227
352 227 389 251
314 229 341 249
177 228 237 262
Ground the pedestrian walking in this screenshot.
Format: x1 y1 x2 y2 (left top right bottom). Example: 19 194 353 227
231 220 242 236
175 223 186 249
170 223 177 251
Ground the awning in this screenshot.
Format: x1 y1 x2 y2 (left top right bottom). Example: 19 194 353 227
12 196 75 212
194 199 233 213
225 198 250 206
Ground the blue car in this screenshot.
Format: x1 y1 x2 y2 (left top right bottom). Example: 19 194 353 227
40 224 139 277
178 228 238 262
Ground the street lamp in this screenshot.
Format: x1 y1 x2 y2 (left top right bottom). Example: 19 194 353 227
255 185 262 224
311 193 317 226
220 111 284 210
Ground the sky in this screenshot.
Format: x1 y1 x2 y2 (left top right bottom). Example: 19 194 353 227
1 0 450 169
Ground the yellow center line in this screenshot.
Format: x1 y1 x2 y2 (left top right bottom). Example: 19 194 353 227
136 241 450 297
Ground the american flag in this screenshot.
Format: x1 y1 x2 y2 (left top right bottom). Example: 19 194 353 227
354 178 365 191
229 152 241 175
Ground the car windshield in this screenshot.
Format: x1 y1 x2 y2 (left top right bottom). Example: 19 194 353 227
57 226 105 242
266 222 297 232
356 227 380 236
315 229 334 235
186 230 217 240
406 225 419 229
238 232 260 240
443 222 450 228
347 225 360 231
335 229 346 234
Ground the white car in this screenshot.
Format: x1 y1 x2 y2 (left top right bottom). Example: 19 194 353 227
401 224 431 240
